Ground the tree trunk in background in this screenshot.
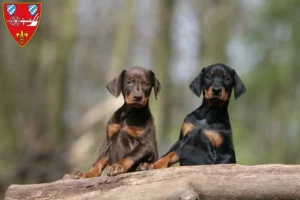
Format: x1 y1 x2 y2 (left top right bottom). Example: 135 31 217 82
15 0 75 184
0 18 18 196
108 0 135 80
153 0 174 146
198 0 235 66
47 1 75 146
0 41 17 152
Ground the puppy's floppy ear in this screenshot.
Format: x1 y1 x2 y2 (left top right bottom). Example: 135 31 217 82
150 70 161 99
234 70 246 99
189 68 205 97
106 70 125 98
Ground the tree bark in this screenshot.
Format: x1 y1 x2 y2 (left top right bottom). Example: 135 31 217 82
108 0 135 80
5 164 300 200
153 0 174 144
198 0 236 66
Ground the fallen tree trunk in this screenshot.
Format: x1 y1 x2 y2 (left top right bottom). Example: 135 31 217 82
5 164 300 200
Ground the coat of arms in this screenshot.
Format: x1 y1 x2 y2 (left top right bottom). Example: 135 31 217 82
2 2 42 47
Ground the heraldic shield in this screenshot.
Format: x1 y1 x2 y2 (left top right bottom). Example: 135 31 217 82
2 2 42 47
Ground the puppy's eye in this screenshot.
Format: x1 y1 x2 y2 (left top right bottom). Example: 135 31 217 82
145 82 151 88
206 75 211 80
127 80 133 86
225 76 231 81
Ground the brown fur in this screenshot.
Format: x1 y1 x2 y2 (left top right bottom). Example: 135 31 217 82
204 86 229 107
203 129 223 148
74 156 109 178
204 87 213 99
181 122 195 136
72 67 161 178
122 126 144 138
118 158 134 169
107 158 134 176
125 92 149 107
151 151 179 169
107 124 121 138
220 88 229 101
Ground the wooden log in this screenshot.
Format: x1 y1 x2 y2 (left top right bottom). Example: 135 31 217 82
5 164 300 200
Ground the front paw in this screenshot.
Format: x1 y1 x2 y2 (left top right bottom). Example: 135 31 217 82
71 169 100 179
107 163 128 176
71 170 85 179
136 162 152 171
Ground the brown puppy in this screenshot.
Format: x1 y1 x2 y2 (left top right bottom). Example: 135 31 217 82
73 67 161 177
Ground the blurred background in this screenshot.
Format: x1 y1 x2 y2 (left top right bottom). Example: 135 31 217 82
1 0 300 197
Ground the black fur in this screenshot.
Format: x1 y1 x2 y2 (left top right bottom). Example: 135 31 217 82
149 63 246 169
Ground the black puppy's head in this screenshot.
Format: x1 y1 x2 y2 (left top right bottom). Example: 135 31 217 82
106 66 161 108
189 63 246 105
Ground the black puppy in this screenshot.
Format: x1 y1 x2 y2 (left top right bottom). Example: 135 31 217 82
73 67 161 177
139 63 245 169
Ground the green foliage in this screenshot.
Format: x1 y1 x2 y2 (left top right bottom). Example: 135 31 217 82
234 0 300 164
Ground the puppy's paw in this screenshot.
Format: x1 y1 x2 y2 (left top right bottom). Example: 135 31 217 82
71 169 99 179
136 162 151 171
107 163 127 176
71 171 84 179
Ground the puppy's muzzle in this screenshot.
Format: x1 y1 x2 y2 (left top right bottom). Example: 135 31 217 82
133 91 143 102
212 87 222 96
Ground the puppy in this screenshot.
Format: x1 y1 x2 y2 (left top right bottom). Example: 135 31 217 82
139 63 245 170
73 66 161 177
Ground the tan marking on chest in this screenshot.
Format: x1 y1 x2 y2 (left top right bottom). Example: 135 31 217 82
203 129 223 148
107 124 121 137
181 122 195 136
122 126 144 138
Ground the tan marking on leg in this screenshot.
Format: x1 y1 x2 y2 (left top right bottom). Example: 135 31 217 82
107 124 121 137
203 129 223 148
122 126 144 138
181 122 195 136
118 158 134 169
74 156 109 178
107 158 134 176
151 151 179 169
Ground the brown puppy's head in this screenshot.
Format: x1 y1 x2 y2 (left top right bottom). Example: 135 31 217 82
189 63 246 106
106 67 161 107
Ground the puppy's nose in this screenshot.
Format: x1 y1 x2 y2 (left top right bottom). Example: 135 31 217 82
212 87 222 95
133 94 143 101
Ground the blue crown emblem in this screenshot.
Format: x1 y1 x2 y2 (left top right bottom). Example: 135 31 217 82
6 4 16 16
28 4 38 16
